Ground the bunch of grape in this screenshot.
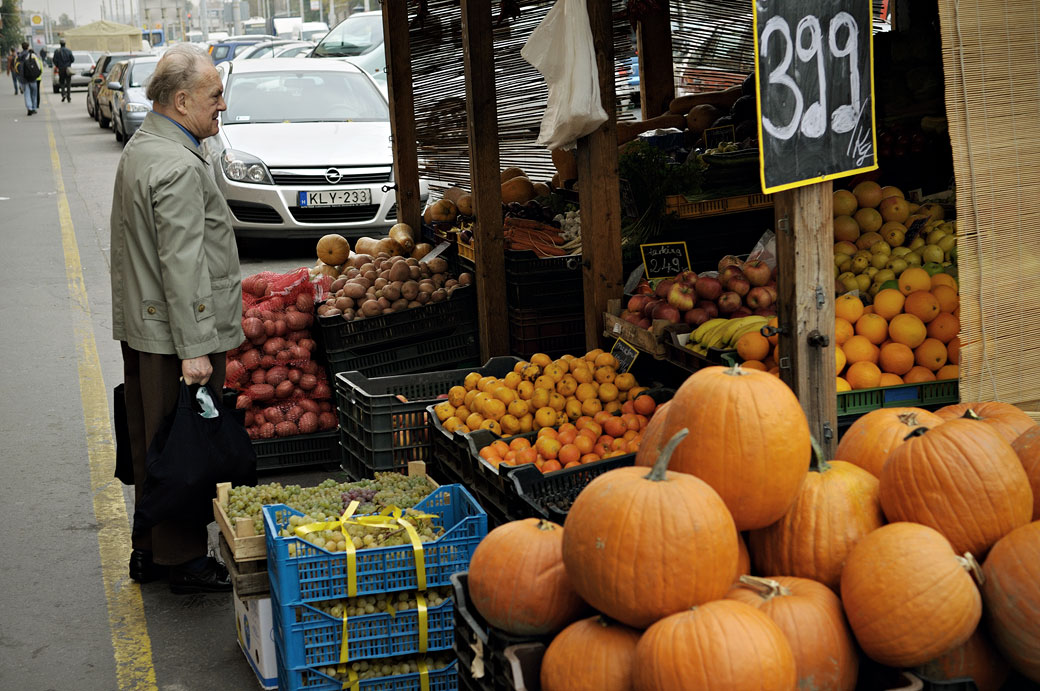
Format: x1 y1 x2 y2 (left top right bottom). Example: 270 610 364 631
341 487 378 514
309 587 451 620
309 654 455 685
368 473 436 513
281 509 444 553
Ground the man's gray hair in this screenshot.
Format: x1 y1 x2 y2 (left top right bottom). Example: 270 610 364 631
146 43 213 106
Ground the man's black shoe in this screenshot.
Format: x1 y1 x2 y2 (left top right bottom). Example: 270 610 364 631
169 557 232 594
26 109 32 116
129 549 168 583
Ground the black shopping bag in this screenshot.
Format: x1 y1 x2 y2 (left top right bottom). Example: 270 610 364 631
113 383 135 485
133 381 257 533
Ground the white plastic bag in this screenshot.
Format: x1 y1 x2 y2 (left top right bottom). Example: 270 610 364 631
521 0 608 151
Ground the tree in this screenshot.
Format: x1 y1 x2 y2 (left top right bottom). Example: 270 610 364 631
1 0 24 54
56 12 73 29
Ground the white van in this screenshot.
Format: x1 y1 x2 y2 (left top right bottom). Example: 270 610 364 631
296 21 329 42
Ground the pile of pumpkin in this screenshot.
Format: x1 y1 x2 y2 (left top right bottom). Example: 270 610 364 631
464 364 1040 690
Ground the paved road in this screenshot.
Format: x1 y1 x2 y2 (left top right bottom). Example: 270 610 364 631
0 76 332 691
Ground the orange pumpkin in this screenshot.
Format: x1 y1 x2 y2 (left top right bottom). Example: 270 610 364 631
316 233 351 266
981 520 1040 682
1011 426 1040 520
879 418 1033 557
540 616 641 691
633 599 797 691
835 407 944 477
501 176 536 204
841 522 982 667
726 576 858 691
935 402 1037 443
562 429 739 629
468 518 586 636
635 364 810 530
748 449 884 590
916 627 1010 691
736 531 751 577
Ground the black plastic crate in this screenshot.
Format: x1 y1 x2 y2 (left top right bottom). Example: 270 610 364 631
326 329 481 379
506 455 636 522
508 307 586 361
253 430 340 473
504 250 583 310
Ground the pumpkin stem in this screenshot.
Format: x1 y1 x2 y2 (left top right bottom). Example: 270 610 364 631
645 428 690 482
956 552 985 586
809 435 831 473
897 412 921 427
903 427 930 442
961 409 982 421
738 575 792 600
724 362 748 376
536 520 557 532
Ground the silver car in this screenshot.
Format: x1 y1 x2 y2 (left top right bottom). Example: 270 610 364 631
52 50 96 93
204 58 427 240
232 40 315 61
110 56 158 144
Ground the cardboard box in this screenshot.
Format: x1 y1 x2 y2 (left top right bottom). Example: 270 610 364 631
234 589 277 690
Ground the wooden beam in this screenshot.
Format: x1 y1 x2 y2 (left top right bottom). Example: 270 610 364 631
577 0 624 351
382 2 422 231
461 0 509 359
637 2 674 118
774 182 838 456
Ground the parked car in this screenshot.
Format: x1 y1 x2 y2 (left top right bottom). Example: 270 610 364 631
272 43 315 58
88 51 148 120
95 60 127 128
232 40 315 62
311 11 383 59
203 58 427 240
208 37 272 65
110 55 159 144
53 51 96 93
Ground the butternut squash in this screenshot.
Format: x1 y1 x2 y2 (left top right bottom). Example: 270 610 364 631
442 186 467 204
354 237 380 256
456 194 474 216
388 224 415 253
501 176 536 204
501 166 527 183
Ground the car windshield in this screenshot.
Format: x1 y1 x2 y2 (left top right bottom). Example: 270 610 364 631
212 45 230 60
277 45 311 57
130 61 157 87
73 52 93 64
313 15 382 57
224 70 388 123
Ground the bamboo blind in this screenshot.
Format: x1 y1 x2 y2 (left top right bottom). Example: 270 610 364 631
938 0 1040 415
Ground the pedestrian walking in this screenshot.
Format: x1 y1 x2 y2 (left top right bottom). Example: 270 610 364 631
52 40 74 103
109 43 240 594
7 48 21 95
16 43 43 116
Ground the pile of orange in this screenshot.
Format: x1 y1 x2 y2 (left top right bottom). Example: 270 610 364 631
833 267 960 391
477 399 659 474
432 350 650 437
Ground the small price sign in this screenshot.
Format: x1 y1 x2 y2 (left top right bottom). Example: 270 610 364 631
640 241 691 281
610 338 639 374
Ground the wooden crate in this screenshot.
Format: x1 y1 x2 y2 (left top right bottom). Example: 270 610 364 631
602 298 668 358
664 192 773 219
219 533 269 599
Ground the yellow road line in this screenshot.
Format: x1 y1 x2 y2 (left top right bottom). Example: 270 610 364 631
47 113 159 691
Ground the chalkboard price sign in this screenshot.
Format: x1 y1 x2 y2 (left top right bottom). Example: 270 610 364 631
610 338 639 374
752 0 878 194
640 241 691 281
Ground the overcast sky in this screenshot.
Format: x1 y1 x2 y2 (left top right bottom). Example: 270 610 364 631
23 0 139 29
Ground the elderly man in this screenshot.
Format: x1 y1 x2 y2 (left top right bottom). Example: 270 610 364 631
110 44 241 593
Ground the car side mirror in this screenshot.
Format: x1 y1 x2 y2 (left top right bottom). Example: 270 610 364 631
108 81 122 91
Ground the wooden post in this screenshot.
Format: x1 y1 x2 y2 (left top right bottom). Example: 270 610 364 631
637 2 674 118
577 0 624 351
461 0 509 359
774 182 838 456
381 2 422 231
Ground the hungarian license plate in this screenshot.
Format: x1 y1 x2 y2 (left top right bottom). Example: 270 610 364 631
297 189 371 207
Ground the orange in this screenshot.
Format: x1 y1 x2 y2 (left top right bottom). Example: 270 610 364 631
479 419 502 435
598 382 620 403
879 373 904 387
604 401 623 415
581 398 603 416
574 434 595 455
863 305 875 315
742 360 767 371
519 363 541 381
516 381 535 400
766 317 780 345
584 349 604 362
557 427 578 445
603 416 627 438
593 411 615 426
483 398 506 421
736 331 771 361
530 353 552 368
558 444 581 465
553 358 571 374
447 385 467 407
556 375 578 397
930 273 958 291
621 414 641 432
855 313 889 345
898 267 931 296
843 335 879 365
499 414 521 435
530 387 551 410
534 406 557 429
477 376 497 392
633 395 657 416
454 406 471 421
836 377 852 392
888 313 927 348
834 317 854 346
537 427 559 440
594 367 616 385
541 460 562 473
903 290 940 323
518 414 533 433
548 392 566 412
614 372 636 391
478 446 499 462
926 312 959 344
835 294 865 323
835 346 847 374
509 437 531 451
571 365 594 384
768 367 781 376
846 361 882 390
465 412 484 431
464 372 482 390
872 289 905 320
937 364 959 380
931 285 960 313
534 374 556 391
490 440 509 457
904 366 936 383
915 338 948 371
879 342 915 375
565 398 583 421
516 447 538 466
543 363 566 383
579 453 600 464
594 353 618 369
947 336 961 365
502 371 522 389
508 399 529 418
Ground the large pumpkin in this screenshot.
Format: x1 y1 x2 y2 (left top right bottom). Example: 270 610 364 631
981 520 1040 682
879 418 1033 557
841 522 982 667
633 599 797 691
835 407 943 477
736 531 751 577
935 402 1037 443
1011 426 1040 520
635 364 811 530
563 429 738 629
726 576 858 691
748 451 884 590
540 616 641 691
468 518 585 636
916 627 1009 691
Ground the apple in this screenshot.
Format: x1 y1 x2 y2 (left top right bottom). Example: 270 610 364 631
667 282 696 311
746 286 773 310
684 307 710 327
742 259 771 287
675 270 699 286
651 302 681 324
727 275 751 298
622 311 643 325
719 265 744 287
717 292 742 315
718 255 743 273
635 281 654 296
637 317 652 329
731 307 753 319
655 279 675 299
771 264 779 281
694 276 723 301
627 294 651 314
642 298 661 318
697 300 719 318
763 285 778 304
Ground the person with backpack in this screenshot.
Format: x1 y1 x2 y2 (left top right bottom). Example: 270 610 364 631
52 40 75 102
7 48 20 95
17 42 43 116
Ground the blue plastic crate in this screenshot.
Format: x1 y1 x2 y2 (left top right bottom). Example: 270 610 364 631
271 594 455 668
277 658 458 691
263 485 487 604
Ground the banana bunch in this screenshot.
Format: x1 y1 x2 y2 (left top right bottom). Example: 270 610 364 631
686 316 770 354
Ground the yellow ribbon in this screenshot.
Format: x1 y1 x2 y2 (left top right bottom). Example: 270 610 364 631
417 593 428 653
295 501 361 597
418 658 429 691
340 611 349 664
336 665 358 691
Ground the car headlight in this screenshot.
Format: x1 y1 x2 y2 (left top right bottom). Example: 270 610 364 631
220 149 273 185
125 103 150 113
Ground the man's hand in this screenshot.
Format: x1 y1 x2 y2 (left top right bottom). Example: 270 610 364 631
181 355 213 385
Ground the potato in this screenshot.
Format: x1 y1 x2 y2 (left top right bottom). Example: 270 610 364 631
360 300 382 317
341 308 355 321
274 421 299 437
333 296 354 312
401 281 419 301
411 243 433 260
382 283 402 301
242 317 265 341
458 272 473 285
374 277 388 290
342 282 367 300
388 260 411 283
430 289 447 303
246 384 275 402
298 412 319 434
409 265 422 281
425 257 449 274
391 298 409 312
